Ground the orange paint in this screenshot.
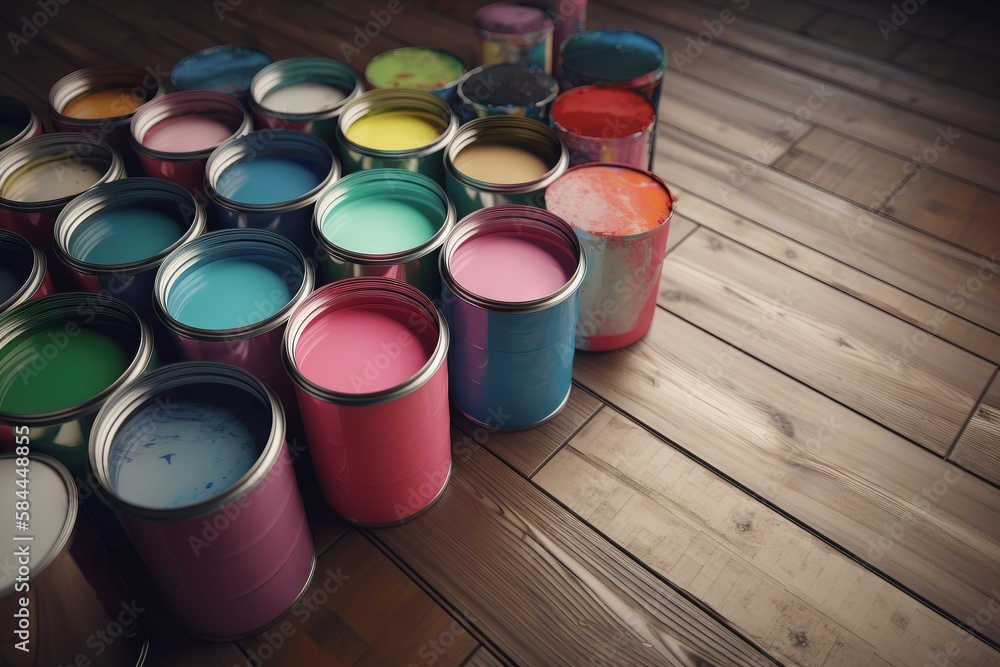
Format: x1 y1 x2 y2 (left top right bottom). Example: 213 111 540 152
545 164 671 236
61 87 143 120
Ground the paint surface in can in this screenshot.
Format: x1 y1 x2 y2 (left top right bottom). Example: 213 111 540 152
260 82 347 113
142 115 236 153
0 327 128 414
321 196 439 254
344 110 444 150
171 45 273 96
215 155 325 205
68 206 186 265
1 156 104 202
450 231 575 301
109 382 268 508
551 86 654 138
0 268 21 302
544 164 671 235
0 457 69 583
561 34 663 81
61 87 143 119
0 121 24 144
366 48 465 92
453 143 551 185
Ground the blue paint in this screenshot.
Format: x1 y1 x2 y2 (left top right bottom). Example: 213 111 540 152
215 156 325 205
171 45 273 97
68 206 186 265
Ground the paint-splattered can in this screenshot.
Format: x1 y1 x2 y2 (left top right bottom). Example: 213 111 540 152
456 64 559 123
364 47 467 105
0 229 52 316
0 453 150 666
313 169 455 298
475 3 554 72
551 85 655 168
336 89 458 185
445 116 568 218
0 96 42 153
204 129 340 255
170 45 274 104
440 205 585 429
250 57 364 149
283 278 451 525
531 0 587 71
545 163 674 350
130 91 251 194
90 362 316 640
0 293 156 475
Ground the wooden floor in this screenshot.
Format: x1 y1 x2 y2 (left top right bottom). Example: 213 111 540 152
2 0 999 665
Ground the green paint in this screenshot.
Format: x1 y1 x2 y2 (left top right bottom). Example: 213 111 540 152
365 47 465 92
322 196 440 254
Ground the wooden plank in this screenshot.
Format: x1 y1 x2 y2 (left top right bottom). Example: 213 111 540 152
656 126 1000 335
239 530 479 666
661 227 994 454
893 38 1000 97
370 430 778 667
950 16 1000 58
464 647 506 667
696 0 823 30
572 308 1000 645
294 451 352 557
802 11 914 60
666 215 699 252
800 0 968 39
664 185 1000 364
535 408 1000 666
951 372 1000 486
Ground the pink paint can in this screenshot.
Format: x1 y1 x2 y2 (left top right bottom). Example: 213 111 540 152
283 278 451 525
90 362 316 640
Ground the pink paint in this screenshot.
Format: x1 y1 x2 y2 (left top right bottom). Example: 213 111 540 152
450 232 575 301
142 115 235 153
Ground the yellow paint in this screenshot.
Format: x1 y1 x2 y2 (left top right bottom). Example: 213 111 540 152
61 87 143 120
453 143 551 184
345 110 444 151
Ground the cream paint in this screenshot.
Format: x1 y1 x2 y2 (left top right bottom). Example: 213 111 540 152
453 143 551 184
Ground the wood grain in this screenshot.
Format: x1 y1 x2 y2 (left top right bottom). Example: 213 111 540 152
893 38 1000 97
463 647 506 667
572 308 1000 645
951 372 1000 486
802 11 914 60
801 0 968 39
696 0 824 30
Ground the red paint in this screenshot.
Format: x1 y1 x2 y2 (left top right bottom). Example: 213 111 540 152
551 86 654 138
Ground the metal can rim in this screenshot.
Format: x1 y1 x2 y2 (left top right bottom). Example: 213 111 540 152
130 90 252 161
335 89 458 160
48 65 165 128
0 229 47 313
0 95 41 153
249 57 365 122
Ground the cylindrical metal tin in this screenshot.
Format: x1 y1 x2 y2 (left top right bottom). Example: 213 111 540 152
445 115 568 218
364 47 467 105
250 57 364 149
0 293 156 474
0 133 125 279
0 229 52 315
532 0 587 71
440 205 585 429
53 178 207 317
336 90 458 185
550 85 655 168
204 129 340 254
153 228 315 423
0 96 42 154
48 66 165 174
475 3 554 72
283 278 451 525
130 91 251 193
545 163 674 350
170 45 274 103
90 362 316 640
456 64 559 123
0 453 149 666
313 169 455 297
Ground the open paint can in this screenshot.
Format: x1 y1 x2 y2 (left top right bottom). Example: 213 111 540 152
475 3 553 72
313 169 455 297
205 129 340 254
170 45 274 103
283 278 451 525
250 57 364 148
456 64 559 123
445 115 567 218
0 229 52 316
551 85 655 168
0 96 42 153
364 46 467 105
337 89 458 185
48 66 165 174
90 362 316 640
0 453 149 666
130 91 251 193
53 177 206 317
0 293 156 474
440 205 585 429
545 163 674 350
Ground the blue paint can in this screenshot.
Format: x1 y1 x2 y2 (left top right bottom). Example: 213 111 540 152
170 45 273 103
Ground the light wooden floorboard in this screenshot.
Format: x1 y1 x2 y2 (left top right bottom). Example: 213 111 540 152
951 373 1000 486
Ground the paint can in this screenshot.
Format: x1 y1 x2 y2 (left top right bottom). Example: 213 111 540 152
250 57 364 149
0 229 52 316
530 0 586 71
474 3 554 72
0 453 150 666
364 46 467 105
440 205 585 429
445 116 568 218
550 85 655 168
48 66 165 175
153 228 314 427
130 91 251 194
170 45 274 104
90 362 316 640
0 96 42 154
53 177 207 317
283 278 451 525
456 63 559 123
204 129 339 254
557 28 665 168
313 169 455 298
0 133 124 280
336 90 458 185
545 163 674 350
0 293 156 475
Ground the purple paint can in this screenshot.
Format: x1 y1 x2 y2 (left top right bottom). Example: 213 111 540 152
475 3 554 73
528 0 587 71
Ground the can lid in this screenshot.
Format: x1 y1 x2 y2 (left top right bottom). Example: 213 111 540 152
0 453 76 596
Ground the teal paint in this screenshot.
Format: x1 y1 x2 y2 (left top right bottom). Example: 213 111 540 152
69 206 186 265
215 156 324 205
166 258 293 330
321 196 440 254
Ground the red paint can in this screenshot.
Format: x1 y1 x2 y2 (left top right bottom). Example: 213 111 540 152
551 85 655 168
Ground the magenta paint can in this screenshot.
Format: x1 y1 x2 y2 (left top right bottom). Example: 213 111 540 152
283 278 451 525
545 163 674 350
0 96 42 154
475 3 554 73
90 362 315 640
529 0 586 71
130 91 251 194
550 85 655 168
0 229 52 316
